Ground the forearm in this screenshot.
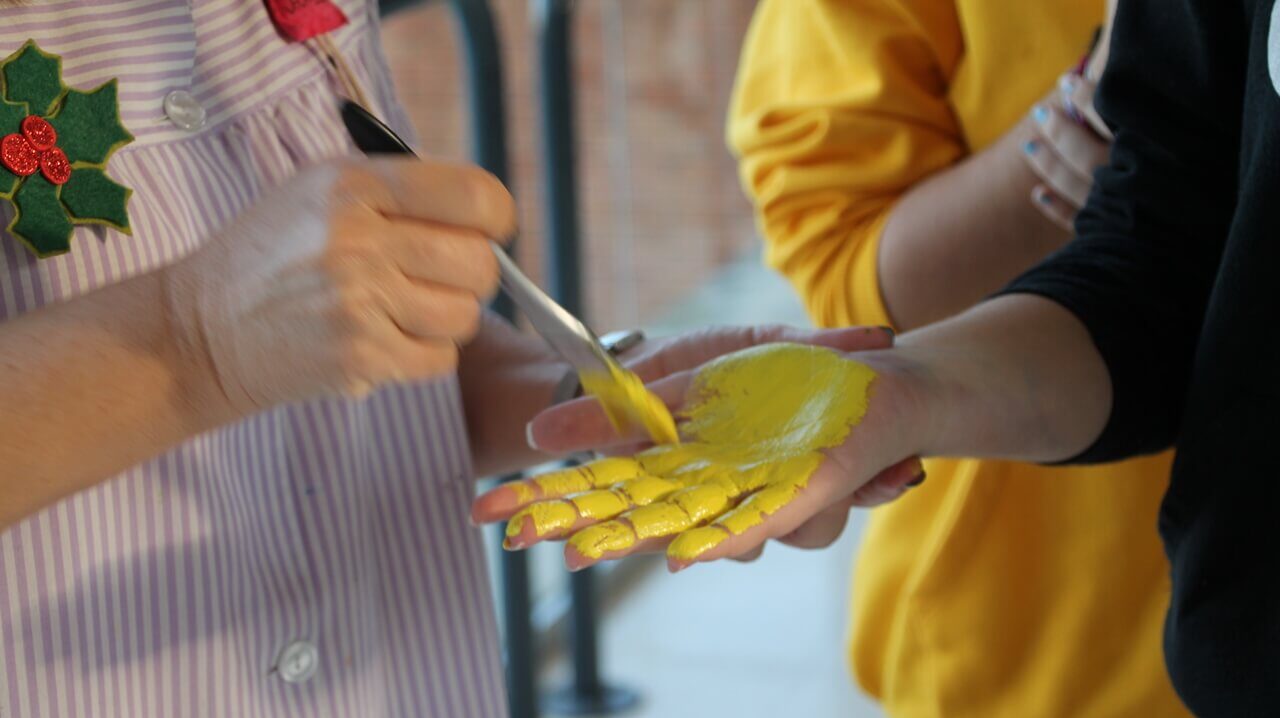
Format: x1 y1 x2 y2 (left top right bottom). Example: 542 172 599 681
0 270 235 528
880 293 1111 463
458 312 564 477
878 120 1069 330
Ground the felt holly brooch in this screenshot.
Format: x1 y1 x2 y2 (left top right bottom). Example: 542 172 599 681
0 40 133 258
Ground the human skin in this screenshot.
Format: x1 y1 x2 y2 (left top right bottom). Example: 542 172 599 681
877 0 1117 331
0 150 905 528
481 293 1108 571
0 158 517 528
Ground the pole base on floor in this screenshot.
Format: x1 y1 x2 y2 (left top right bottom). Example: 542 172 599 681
540 684 640 716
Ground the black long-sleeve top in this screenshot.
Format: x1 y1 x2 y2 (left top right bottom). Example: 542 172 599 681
1000 0 1279 714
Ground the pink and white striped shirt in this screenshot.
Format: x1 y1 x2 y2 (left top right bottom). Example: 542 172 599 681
0 2 508 716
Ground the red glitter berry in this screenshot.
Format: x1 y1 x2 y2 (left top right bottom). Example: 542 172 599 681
40 147 70 185
21 116 56 152
1 133 39 177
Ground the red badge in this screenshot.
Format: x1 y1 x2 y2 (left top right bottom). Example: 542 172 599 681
264 0 349 43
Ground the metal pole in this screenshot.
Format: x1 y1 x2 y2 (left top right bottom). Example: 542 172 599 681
533 0 638 713
448 2 534 717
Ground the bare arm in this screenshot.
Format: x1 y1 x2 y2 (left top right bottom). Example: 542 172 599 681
0 271 232 527
892 294 1111 462
880 2 1118 331
0 157 521 529
878 119 1069 330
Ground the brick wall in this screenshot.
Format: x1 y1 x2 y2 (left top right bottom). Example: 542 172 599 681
381 0 761 331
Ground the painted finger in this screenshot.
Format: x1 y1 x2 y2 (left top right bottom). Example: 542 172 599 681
776 497 855 550
527 370 695 454
1062 73 1112 141
563 525 673 571
1030 103 1110 180
665 454 896 571
1022 136 1092 208
471 457 645 524
560 481 739 566
503 475 688 549
849 458 927 508
563 477 745 568
730 545 766 563
1030 185 1076 232
665 470 819 570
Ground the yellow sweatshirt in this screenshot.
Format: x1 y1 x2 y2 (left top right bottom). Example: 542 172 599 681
729 2 1190 716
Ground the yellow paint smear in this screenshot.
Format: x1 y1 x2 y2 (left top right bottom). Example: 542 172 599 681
507 500 577 542
580 363 680 446
570 490 629 519
573 344 876 562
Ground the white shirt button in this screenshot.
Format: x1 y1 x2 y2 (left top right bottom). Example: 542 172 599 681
276 640 319 684
163 90 206 132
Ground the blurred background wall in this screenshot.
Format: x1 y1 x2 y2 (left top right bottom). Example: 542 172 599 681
383 0 760 332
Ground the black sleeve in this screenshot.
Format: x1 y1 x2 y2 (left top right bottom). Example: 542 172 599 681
999 0 1246 463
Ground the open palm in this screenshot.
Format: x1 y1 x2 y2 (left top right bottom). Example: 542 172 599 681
474 343 921 570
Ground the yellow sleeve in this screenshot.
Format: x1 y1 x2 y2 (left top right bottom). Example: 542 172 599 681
728 0 967 329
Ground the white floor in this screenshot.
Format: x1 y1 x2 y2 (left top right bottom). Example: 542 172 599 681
537 251 885 718
541 515 884 718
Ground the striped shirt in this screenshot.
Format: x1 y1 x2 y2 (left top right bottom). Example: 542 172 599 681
0 2 508 716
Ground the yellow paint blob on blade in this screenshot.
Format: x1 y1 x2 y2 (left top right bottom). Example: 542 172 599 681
570 490 629 519
580 363 679 446
568 521 637 559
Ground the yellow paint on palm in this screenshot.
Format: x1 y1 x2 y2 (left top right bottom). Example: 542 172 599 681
583 345 880 562
580 362 680 446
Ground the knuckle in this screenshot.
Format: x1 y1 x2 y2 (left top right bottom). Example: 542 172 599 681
338 340 382 386
332 282 378 329
330 163 373 202
453 301 483 341
472 244 501 295
406 342 459 379
462 167 516 237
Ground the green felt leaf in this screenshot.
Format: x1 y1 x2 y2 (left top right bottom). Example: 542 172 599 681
0 96 26 136
61 168 131 232
10 175 73 257
0 172 19 199
49 80 133 166
1 41 63 117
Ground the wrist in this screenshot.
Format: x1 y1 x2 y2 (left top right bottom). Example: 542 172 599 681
158 261 241 431
854 348 948 459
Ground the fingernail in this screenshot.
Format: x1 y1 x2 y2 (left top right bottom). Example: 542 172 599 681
525 422 539 451
906 470 927 488
1032 105 1050 124
1023 140 1038 155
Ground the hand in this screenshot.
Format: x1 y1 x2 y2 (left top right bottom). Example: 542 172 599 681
527 324 898 455
1021 73 1113 230
165 157 516 414
473 341 927 572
